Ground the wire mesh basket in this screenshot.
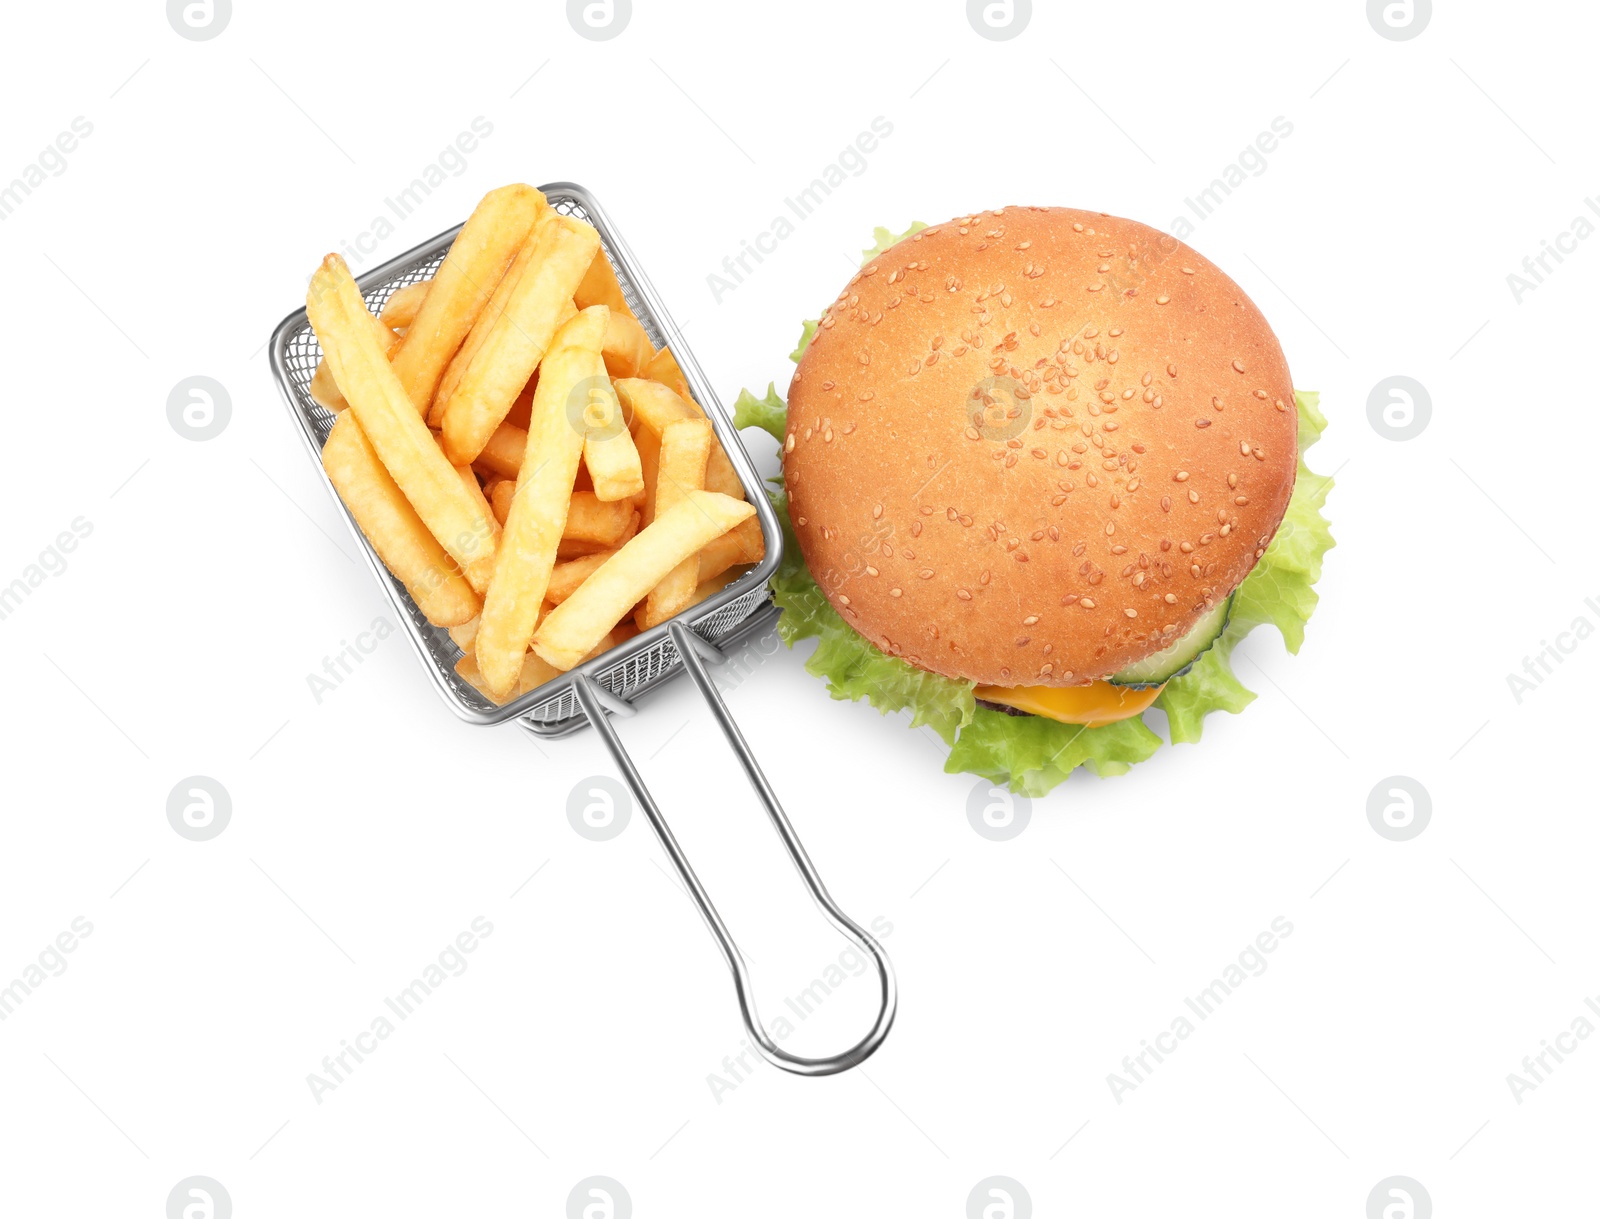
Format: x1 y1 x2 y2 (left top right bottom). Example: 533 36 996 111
264 182 895 1076
268 183 780 736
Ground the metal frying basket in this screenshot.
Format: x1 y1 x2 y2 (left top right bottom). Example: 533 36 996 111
266 183 895 1075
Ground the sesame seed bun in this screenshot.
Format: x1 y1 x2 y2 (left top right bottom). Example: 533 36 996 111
782 206 1298 686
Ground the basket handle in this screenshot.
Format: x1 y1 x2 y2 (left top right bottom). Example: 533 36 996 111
570 621 897 1076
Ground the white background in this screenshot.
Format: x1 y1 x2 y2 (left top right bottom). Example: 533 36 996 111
1 1 1595 1215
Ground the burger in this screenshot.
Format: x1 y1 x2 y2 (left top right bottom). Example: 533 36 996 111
734 207 1334 794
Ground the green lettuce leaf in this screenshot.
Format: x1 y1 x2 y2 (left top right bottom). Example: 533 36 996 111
734 237 1335 794
789 319 818 364
732 383 787 443
947 710 1165 797
861 221 928 263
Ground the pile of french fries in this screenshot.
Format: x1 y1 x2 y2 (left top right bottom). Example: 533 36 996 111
306 184 764 703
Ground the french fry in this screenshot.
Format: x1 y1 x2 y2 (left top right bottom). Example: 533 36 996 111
321 413 480 627
601 311 655 379
307 254 498 574
577 351 644 502
389 184 545 412
310 310 398 411
685 568 753 611
504 372 537 429
474 306 607 697
456 621 634 704
574 248 636 320
448 616 480 653
697 515 765 582
643 345 695 404
531 491 756 670
557 510 638 559
633 420 661 527
613 377 744 501
489 477 514 526
432 271 575 428
642 418 712 628
440 214 601 464
456 648 562 705
546 550 615 605
453 466 500 596
564 491 634 545
476 422 526 482
379 280 431 330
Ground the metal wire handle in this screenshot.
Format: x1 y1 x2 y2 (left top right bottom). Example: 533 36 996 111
569 622 897 1076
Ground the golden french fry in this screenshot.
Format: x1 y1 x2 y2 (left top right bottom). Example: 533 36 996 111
504 372 537 429
378 280 431 330
432 275 575 428
613 376 693 435
448 615 480 653
685 567 753 611
697 515 765 582
455 647 562 705
643 345 695 404
475 422 525 482
474 306 607 697
613 377 744 501
532 491 755 670
574 249 636 320
557 510 638 560
546 550 615 605
642 418 712 628
321 413 481 627
310 309 398 411
564 491 634 545
440 215 601 464
456 620 638 703
390 184 545 412
453 466 500 596
308 255 498 574
488 475 514 526
602 311 655 379
633 420 661 527
578 357 644 502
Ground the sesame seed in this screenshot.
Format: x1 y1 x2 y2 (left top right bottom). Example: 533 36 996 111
1164 593 1177 604
1174 471 1189 482
1124 608 1137 619
1232 359 1246 373
865 566 878 576
1196 419 1211 428
1080 598 1096 608
957 589 972 600
1156 295 1171 305
838 594 850 607
890 587 902 597
918 569 934 579
1240 441 1252 456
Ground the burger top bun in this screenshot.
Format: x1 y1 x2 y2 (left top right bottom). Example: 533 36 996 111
782 206 1299 687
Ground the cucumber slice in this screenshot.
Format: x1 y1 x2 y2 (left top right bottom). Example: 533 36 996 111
1108 595 1233 687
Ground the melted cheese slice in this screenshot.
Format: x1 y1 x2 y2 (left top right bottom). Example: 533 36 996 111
975 680 1164 728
